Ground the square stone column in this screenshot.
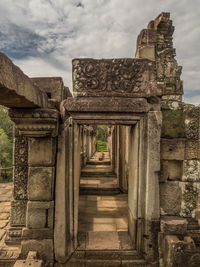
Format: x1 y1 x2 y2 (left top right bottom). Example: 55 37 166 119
8 108 59 265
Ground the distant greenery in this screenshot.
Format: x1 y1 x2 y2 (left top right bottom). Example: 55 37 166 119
96 125 108 151
96 125 108 142
0 106 13 181
97 140 107 151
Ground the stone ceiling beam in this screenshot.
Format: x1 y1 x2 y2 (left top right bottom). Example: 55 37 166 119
0 52 48 108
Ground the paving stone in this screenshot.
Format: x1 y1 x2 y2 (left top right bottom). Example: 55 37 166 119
118 231 134 250
86 231 120 250
0 220 8 229
0 229 6 240
0 205 11 213
0 213 9 220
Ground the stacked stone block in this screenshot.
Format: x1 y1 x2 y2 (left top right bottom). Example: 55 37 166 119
159 101 200 266
8 108 59 265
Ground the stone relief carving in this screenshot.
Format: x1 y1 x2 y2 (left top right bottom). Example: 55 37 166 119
73 58 158 97
189 253 200 266
14 135 28 166
14 166 28 200
14 135 28 200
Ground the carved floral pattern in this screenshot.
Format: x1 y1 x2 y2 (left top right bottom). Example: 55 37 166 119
14 166 28 200
14 136 28 166
73 58 156 96
14 135 28 200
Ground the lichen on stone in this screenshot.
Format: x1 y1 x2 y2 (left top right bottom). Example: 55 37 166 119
182 183 198 217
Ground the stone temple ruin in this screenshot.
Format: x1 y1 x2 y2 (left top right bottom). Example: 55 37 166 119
0 12 200 267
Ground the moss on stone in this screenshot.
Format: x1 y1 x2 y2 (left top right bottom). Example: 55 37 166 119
161 109 185 138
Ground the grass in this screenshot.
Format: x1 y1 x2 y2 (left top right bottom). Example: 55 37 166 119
97 140 107 151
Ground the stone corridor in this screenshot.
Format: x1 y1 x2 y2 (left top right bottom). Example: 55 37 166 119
78 151 133 250
64 151 145 266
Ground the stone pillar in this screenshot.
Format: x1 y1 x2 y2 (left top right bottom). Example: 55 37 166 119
140 111 162 261
8 108 59 265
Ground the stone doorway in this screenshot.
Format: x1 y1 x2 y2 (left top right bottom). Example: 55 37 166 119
78 124 133 252
54 109 161 265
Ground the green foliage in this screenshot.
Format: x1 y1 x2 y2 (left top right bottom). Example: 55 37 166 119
0 128 12 168
97 140 107 151
0 106 13 180
0 106 13 140
96 125 108 151
96 125 108 142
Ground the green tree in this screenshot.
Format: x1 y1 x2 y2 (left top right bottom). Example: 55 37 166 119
0 128 12 168
96 125 108 142
0 105 13 169
0 106 13 140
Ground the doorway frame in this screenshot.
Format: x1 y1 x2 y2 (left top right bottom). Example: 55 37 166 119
54 110 162 263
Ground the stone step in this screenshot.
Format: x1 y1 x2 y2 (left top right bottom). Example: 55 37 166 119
63 250 146 267
0 250 20 267
80 187 121 195
87 161 111 166
81 171 115 177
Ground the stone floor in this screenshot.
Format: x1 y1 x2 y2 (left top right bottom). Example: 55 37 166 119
0 182 12 249
80 151 119 191
0 182 21 266
78 151 134 251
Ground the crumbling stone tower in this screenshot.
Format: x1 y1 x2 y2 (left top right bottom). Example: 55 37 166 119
0 12 199 267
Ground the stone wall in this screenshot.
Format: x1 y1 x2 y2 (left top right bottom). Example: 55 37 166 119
8 108 59 266
159 101 200 267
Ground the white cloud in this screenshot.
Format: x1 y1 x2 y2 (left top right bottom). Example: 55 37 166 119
0 0 199 103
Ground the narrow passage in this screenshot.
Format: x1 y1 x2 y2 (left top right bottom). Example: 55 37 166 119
78 151 133 251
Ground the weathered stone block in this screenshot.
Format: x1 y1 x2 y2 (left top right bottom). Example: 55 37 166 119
182 160 200 181
161 139 185 160
26 201 54 229
160 217 188 235
14 257 43 267
160 182 181 216
0 52 48 108
185 140 200 160
20 239 54 263
159 234 196 267
27 206 46 229
10 200 26 227
22 228 53 239
161 105 185 138
136 45 155 60
180 182 199 217
28 137 56 166
160 160 182 182
31 77 64 102
28 167 55 201
183 104 200 140
162 95 182 101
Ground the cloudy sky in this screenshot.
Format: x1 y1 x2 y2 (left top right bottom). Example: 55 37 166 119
0 0 199 104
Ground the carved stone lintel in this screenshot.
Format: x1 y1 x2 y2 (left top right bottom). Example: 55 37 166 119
73 58 161 97
9 108 59 137
64 97 151 114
